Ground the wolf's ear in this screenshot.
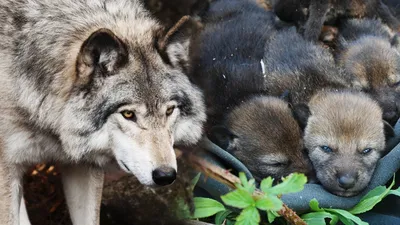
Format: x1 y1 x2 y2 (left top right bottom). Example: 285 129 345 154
76 28 128 85
290 103 311 131
156 16 203 73
383 120 395 139
208 125 237 151
390 34 400 49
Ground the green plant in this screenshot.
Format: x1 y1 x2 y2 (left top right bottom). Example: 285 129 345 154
178 171 400 225
301 175 400 225
181 172 307 225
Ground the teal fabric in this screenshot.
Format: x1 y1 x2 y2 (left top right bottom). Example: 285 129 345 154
194 121 400 212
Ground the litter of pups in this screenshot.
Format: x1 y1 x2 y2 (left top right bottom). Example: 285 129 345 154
187 0 400 197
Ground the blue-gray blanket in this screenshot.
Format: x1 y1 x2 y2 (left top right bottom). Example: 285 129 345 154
194 121 400 212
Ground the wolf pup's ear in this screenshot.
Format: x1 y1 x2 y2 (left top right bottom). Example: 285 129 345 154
383 120 395 139
76 28 128 85
208 125 237 151
290 103 311 131
156 16 203 73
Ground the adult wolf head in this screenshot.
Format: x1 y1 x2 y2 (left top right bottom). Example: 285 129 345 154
61 26 205 186
61 26 205 185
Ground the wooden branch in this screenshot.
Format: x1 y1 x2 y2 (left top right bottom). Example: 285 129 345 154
176 149 307 225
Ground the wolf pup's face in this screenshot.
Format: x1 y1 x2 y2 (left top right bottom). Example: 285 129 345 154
303 91 392 197
342 37 400 90
209 96 313 181
61 27 205 186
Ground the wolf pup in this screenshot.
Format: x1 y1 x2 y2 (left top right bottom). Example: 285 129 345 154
272 0 400 41
335 18 400 125
0 0 206 224
336 18 400 90
262 26 352 104
209 96 313 182
189 0 279 127
299 91 393 197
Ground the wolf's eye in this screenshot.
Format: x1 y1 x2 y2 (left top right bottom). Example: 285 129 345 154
320 145 333 153
166 106 175 116
361 148 373 155
121 110 136 121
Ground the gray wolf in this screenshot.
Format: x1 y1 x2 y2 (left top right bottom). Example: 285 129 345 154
0 0 206 224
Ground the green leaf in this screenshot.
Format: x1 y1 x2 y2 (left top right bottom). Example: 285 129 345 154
221 189 255 209
227 220 236 225
238 172 256 194
349 176 395 215
358 186 387 202
326 209 368 225
239 172 248 187
301 212 338 225
330 214 339 225
260 177 274 193
267 210 278 224
192 197 226 219
255 195 283 211
389 187 400 197
190 173 201 191
235 207 260 225
309 198 323 212
215 210 234 225
335 214 355 225
269 173 307 195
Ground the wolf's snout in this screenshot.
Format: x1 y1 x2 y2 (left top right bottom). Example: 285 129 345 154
337 173 357 189
152 166 177 186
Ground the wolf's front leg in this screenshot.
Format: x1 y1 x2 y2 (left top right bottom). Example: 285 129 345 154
61 165 104 225
0 163 24 225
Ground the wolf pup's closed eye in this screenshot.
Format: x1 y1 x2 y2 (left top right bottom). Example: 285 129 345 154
209 96 314 182
0 0 206 224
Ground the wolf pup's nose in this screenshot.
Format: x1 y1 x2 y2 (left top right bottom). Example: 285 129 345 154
152 166 177 186
337 173 356 189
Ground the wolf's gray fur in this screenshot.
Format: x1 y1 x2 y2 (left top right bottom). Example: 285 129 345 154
0 0 206 224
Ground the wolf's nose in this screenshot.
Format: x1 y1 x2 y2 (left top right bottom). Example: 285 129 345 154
152 166 177 186
337 173 356 189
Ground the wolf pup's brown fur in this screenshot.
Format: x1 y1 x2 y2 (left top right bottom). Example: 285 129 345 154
301 91 393 197
209 96 313 182
335 18 400 125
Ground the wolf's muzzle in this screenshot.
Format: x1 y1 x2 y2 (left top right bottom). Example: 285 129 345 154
152 166 177 186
